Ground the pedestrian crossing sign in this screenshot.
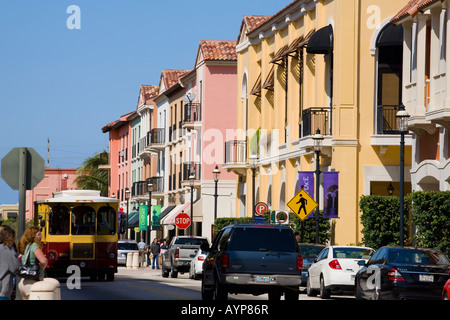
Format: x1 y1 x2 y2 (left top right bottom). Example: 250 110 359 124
287 188 318 221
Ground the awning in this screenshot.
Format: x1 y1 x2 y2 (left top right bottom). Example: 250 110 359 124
376 23 403 47
306 25 333 54
269 44 289 65
158 205 176 222
160 202 190 225
184 198 203 222
262 65 275 90
282 29 315 57
250 72 262 97
127 211 139 228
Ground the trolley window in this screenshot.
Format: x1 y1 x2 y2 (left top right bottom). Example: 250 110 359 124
97 206 116 235
49 206 70 235
72 206 95 235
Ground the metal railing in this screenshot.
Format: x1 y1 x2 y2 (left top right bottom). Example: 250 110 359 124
183 162 201 181
147 128 165 146
377 105 401 134
224 140 247 164
302 107 332 137
183 102 202 124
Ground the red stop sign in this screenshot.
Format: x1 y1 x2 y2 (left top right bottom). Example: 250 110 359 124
175 212 191 229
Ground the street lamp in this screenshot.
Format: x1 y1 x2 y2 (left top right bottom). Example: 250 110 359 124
312 129 324 244
189 171 195 236
147 182 153 245
396 103 410 247
125 188 130 237
249 154 258 222
213 165 221 222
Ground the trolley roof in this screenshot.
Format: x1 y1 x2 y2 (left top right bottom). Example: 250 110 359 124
37 190 119 204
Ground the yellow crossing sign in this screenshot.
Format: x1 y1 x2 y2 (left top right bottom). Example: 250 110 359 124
287 188 318 221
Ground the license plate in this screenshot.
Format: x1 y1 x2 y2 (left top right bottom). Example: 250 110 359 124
254 275 271 283
419 274 434 282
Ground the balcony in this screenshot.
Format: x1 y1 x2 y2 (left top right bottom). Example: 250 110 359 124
132 177 164 200
183 102 202 129
147 128 165 152
301 107 332 137
223 140 248 175
182 162 201 186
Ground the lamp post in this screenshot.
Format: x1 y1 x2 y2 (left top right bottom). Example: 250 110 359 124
125 188 130 238
249 154 258 223
147 182 153 245
312 129 324 244
396 104 410 247
189 171 195 236
213 165 221 222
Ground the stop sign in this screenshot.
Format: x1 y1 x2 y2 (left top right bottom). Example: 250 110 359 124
175 212 191 229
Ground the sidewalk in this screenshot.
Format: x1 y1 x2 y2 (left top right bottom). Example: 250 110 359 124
117 265 162 279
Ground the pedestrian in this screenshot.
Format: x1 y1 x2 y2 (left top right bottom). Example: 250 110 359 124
138 238 147 267
159 239 167 266
17 226 48 300
149 238 160 269
0 226 20 300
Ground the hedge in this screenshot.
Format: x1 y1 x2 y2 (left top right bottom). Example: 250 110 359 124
359 191 450 256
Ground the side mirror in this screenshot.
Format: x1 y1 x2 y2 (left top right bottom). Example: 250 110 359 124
200 242 210 252
357 260 366 267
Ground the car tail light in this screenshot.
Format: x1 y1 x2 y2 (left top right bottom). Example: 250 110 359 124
296 256 303 271
198 256 205 261
174 247 179 259
222 254 229 269
388 268 405 282
329 259 342 270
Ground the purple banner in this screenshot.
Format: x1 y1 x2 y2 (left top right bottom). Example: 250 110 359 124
298 171 314 199
323 171 339 218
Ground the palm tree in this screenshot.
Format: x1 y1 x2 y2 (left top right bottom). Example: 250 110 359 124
75 151 109 196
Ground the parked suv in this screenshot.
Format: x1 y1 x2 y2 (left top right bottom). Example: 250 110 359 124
201 224 303 300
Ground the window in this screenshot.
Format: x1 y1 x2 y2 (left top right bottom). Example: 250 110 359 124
71 206 95 235
49 206 70 235
97 206 116 235
228 227 298 252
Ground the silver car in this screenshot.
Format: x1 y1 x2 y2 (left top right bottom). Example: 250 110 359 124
117 240 139 265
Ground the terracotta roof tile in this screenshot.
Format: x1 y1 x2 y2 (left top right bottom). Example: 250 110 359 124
392 0 442 23
161 69 191 91
199 40 237 61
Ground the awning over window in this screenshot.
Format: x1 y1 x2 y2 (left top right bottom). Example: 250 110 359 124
270 45 289 65
282 29 316 57
250 72 262 96
262 65 275 90
306 25 334 54
376 23 404 47
127 211 139 228
160 202 190 225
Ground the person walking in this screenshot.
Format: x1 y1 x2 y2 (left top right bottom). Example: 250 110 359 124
138 238 147 267
149 238 160 269
17 227 48 300
0 226 20 300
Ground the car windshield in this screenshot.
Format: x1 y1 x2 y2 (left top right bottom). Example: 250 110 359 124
174 238 208 246
300 244 325 259
118 243 138 250
389 248 450 265
333 247 374 259
229 227 298 252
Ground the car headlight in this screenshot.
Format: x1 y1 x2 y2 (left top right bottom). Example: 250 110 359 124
109 252 115 259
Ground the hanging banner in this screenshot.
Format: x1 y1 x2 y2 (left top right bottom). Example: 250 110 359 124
298 171 314 199
139 205 148 231
323 172 339 218
151 205 161 230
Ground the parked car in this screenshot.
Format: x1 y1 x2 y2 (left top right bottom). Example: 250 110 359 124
189 249 207 280
299 243 326 287
443 279 450 300
161 236 209 278
117 240 139 265
201 224 303 301
307 245 374 299
355 246 450 300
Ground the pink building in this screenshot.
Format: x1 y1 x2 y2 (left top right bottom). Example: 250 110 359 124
101 111 134 213
26 168 78 220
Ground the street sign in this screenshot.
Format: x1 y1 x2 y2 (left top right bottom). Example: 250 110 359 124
287 188 318 221
175 212 191 229
1 147 45 190
254 202 269 216
272 210 289 225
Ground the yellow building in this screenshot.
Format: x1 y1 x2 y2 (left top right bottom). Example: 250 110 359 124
224 0 409 245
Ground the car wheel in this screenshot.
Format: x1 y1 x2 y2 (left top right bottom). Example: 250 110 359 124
214 276 228 301
306 276 317 297
161 265 169 278
444 291 448 301
170 265 178 278
319 276 330 299
201 276 214 301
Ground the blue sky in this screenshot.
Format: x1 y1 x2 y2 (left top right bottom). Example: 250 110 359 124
0 0 288 204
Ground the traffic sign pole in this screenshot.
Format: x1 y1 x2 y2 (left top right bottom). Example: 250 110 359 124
18 148 27 241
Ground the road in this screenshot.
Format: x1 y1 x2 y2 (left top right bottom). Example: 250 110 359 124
59 266 354 301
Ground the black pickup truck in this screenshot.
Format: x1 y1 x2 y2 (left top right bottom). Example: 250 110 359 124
201 224 303 300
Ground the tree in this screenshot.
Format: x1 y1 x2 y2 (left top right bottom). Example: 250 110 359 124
75 151 108 196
